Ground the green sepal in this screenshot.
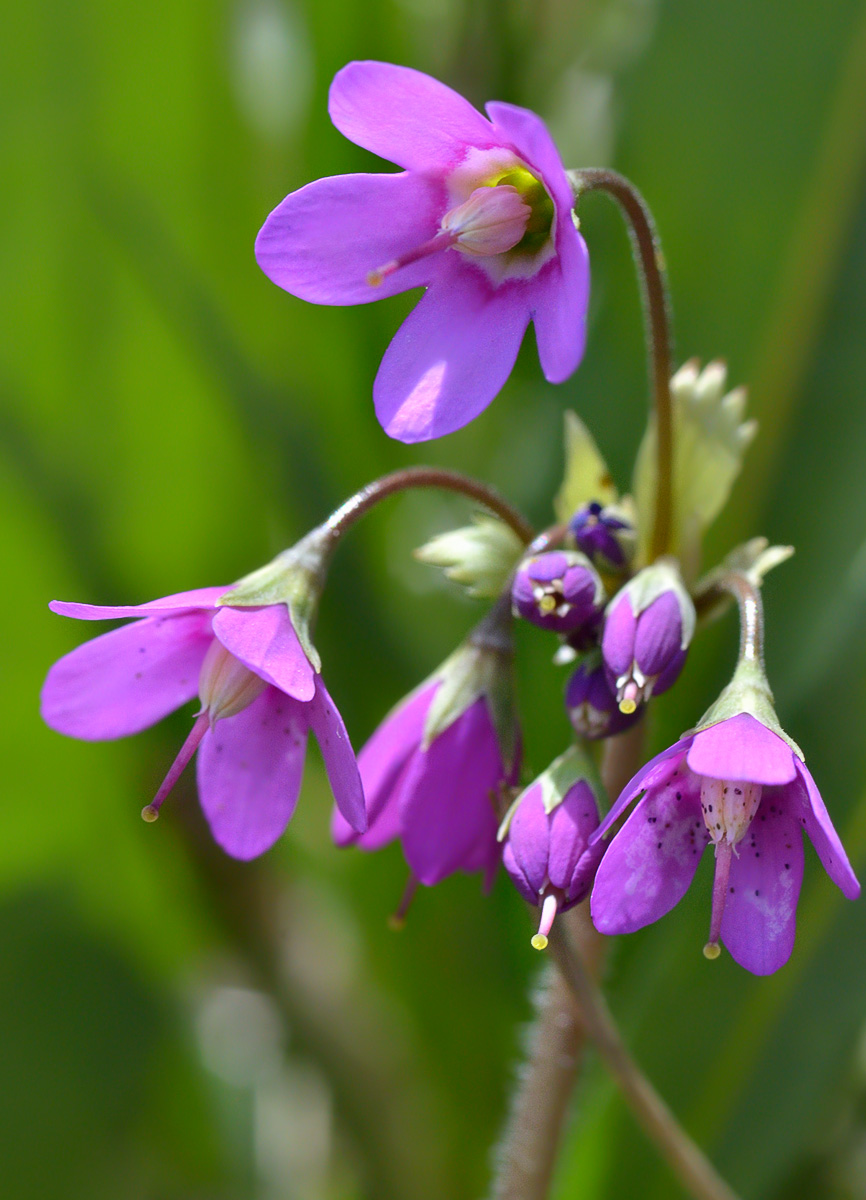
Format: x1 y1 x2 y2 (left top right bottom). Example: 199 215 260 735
554 410 618 524
217 524 335 672
611 559 696 650
632 360 757 578
693 656 803 760
414 515 525 598
422 598 519 774
497 741 606 841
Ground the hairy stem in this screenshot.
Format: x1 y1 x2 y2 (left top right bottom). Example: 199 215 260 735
490 724 645 1200
548 927 741 1200
695 569 765 665
568 168 674 561
325 465 535 545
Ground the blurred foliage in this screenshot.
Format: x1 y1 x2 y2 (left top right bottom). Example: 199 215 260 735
3 0 866 1196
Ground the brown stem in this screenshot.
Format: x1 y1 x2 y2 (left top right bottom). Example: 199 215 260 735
324 466 535 545
548 927 741 1200
568 169 674 562
489 725 645 1200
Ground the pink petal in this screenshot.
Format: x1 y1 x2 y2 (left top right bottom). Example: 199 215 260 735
720 806 803 974
49 586 226 621
328 61 496 173
787 762 860 899
548 781 601 897
255 171 448 305
687 713 797 786
374 262 531 442
506 782 549 896
41 612 213 740
308 678 367 834
212 604 315 702
591 772 706 935
590 740 691 845
358 682 436 824
485 100 573 214
531 231 589 384
399 698 502 885
197 687 308 860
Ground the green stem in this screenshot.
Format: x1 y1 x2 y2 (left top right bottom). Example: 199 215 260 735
568 168 674 561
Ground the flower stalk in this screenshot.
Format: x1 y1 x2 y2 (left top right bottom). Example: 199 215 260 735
568 168 674 562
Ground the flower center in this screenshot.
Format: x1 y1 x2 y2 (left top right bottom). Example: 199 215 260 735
699 777 762 847
367 167 554 287
198 638 268 722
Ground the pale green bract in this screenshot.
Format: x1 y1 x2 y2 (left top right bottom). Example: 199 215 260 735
414 514 525 598
554 410 618 523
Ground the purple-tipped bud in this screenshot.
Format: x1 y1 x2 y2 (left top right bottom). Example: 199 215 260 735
500 746 606 948
569 502 635 572
601 563 695 714
565 653 641 740
511 551 604 634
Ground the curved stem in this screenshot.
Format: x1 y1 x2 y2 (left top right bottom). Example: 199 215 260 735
325 466 535 545
568 168 674 561
697 570 764 665
548 927 741 1200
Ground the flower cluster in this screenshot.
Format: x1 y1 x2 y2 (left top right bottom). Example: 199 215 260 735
40 62 859 982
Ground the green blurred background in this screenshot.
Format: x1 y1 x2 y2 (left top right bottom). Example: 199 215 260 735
4 0 866 1196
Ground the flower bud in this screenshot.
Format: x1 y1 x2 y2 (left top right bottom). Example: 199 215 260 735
499 745 606 949
569 501 636 572
602 561 695 713
565 652 641 740
511 550 604 634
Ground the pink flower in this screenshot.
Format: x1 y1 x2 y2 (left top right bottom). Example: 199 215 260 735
255 61 589 443
40 587 366 859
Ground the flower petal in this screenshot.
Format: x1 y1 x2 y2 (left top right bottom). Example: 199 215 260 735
255 171 448 305
531 231 589 384
720 805 803 974
787 762 860 899
591 775 706 935
329 61 495 172
399 697 501 885
634 592 682 676
41 612 213 740
602 593 637 679
590 741 691 845
358 682 436 824
687 713 797 786
506 782 550 897
485 101 573 214
548 780 601 900
197 687 308 860
212 604 315 702
374 263 531 442
49 587 226 621
308 678 367 833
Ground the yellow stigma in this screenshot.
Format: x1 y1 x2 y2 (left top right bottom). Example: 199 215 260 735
367 269 385 287
141 804 159 823
538 594 557 615
530 933 549 951
387 913 407 932
619 697 637 715
703 941 721 960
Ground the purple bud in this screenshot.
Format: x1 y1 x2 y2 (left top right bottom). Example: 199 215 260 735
565 655 642 739
569 502 635 571
602 574 693 714
511 551 604 634
502 774 605 948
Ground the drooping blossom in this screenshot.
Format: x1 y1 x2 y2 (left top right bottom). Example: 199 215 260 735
590 712 859 974
256 61 589 443
500 746 605 948
601 561 695 714
569 501 635 572
565 652 641 740
511 550 604 635
332 601 520 887
41 581 366 860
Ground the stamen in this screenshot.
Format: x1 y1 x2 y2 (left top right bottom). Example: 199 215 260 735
141 710 210 821
387 873 420 930
707 839 733 950
531 891 560 951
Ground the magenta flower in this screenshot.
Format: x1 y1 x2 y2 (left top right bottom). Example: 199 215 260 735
511 550 604 635
255 61 589 443
590 713 859 974
332 609 520 886
41 587 366 859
